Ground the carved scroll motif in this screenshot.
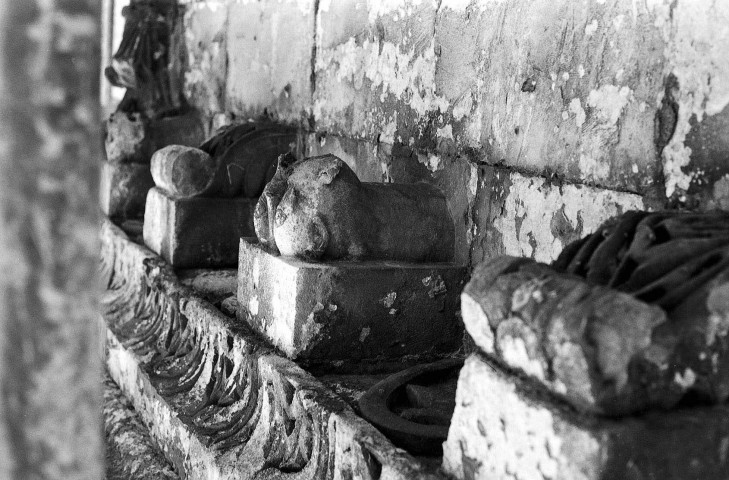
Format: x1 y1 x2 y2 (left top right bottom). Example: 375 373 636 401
100 223 329 474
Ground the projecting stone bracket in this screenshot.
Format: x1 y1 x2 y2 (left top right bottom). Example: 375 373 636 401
143 187 256 268
237 238 467 367
101 219 443 479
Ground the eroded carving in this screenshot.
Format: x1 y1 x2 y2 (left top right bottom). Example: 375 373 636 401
464 210 729 416
102 222 438 478
254 154 455 261
105 0 180 117
150 123 297 199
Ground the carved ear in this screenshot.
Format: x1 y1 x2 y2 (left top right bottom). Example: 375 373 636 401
318 161 341 185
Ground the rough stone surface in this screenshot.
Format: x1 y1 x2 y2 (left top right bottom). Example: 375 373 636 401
469 167 646 266
237 238 466 365
173 0 729 281
181 0 228 115
196 122 300 198
309 136 476 267
150 145 218 198
462 256 670 415
104 374 178 480
443 354 729 480
255 154 456 262
101 219 444 480
100 160 155 219
434 0 667 192
0 0 104 477
314 0 729 204
143 187 256 268
225 0 315 123
104 111 206 164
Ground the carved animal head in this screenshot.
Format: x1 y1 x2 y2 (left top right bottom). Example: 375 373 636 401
271 155 362 259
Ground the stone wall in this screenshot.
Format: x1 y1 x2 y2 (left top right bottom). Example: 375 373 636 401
0 0 104 477
175 0 729 269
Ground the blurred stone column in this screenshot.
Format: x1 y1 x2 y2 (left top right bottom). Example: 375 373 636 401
0 0 104 478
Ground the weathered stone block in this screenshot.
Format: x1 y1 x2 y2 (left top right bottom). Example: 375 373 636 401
314 0 442 145
182 0 228 115
305 133 388 183
104 111 205 164
461 256 670 415
100 160 154 219
150 145 218 198
434 0 668 192
470 167 646 265
103 375 177 480
225 0 314 122
237 238 466 364
143 187 256 268
462 210 729 416
443 354 729 480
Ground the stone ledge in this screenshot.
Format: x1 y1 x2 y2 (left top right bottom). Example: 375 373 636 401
100 219 444 479
443 354 729 480
104 374 178 480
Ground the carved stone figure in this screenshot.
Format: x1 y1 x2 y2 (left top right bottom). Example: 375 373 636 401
463 210 729 416
143 122 298 268
150 123 297 199
254 154 455 262
105 0 179 117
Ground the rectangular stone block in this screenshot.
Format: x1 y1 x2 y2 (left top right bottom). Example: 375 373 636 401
470 166 646 265
225 0 314 123
434 0 667 192
443 354 729 480
100 160 154 220
181 1 228 115
104 111 206 164
237 238 466 365
143 187 256 268
314 0 442 146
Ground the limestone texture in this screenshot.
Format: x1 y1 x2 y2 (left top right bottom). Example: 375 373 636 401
462 208 729 415
104 111 205 164
182 0 228 115
254 154 456 262
143 187 256 268
469 167 646 266
462 256 669 415
237 238 466 366
150 145 218 198
443 354 729 480
101 219 443 480
104 375 178 480
100 160 155 219
225 0 315 122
